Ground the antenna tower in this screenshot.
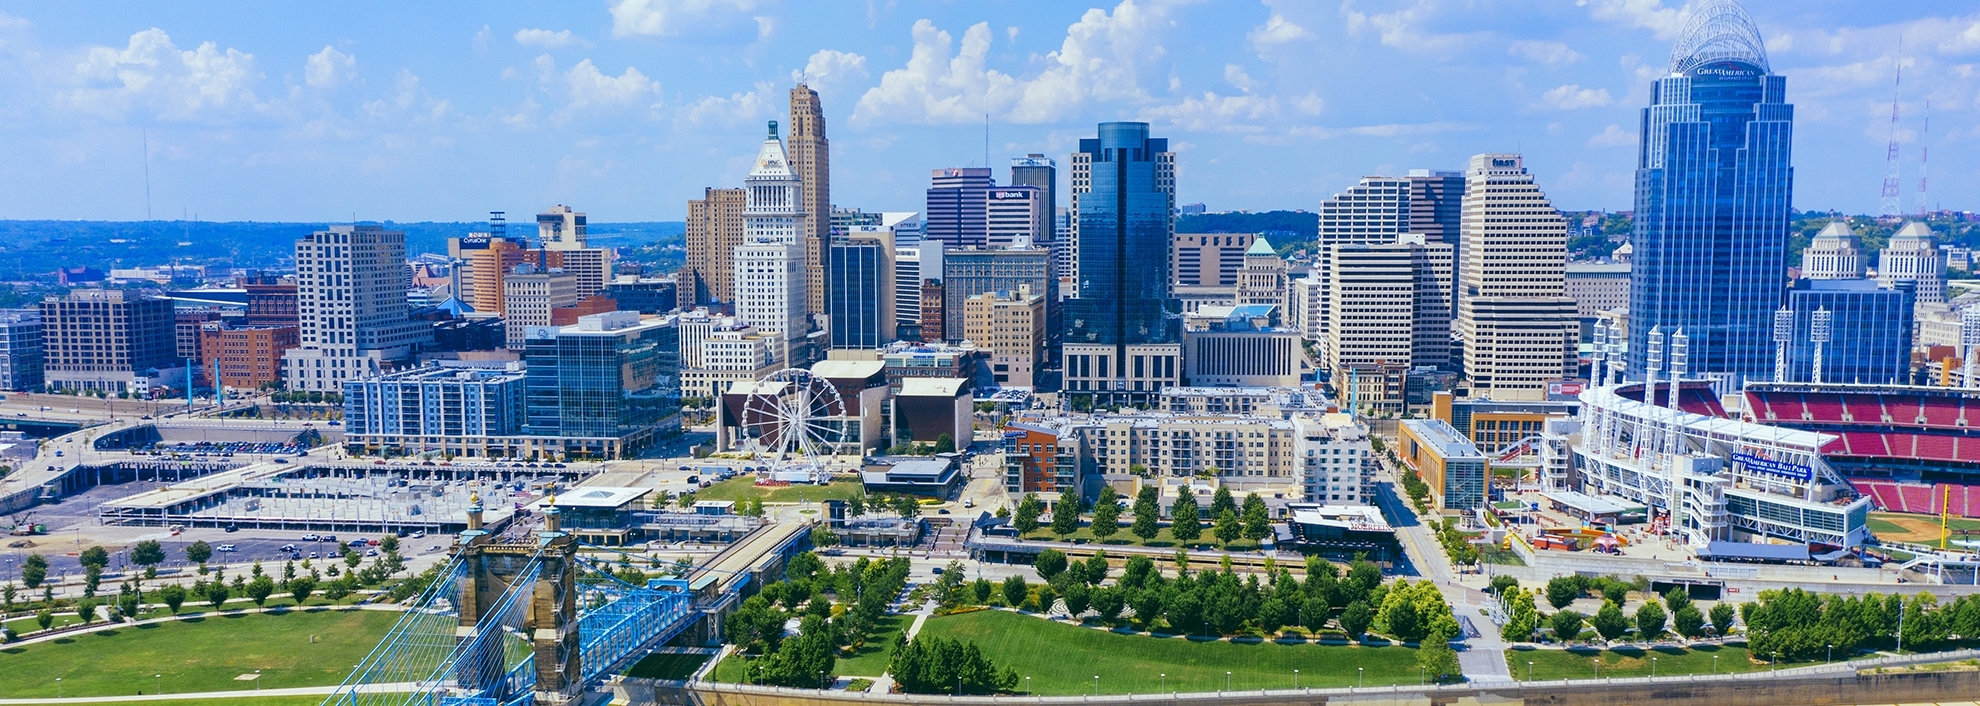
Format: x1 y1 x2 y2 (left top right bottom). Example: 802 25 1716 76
1917 99 1930 218
1879 38 1904 220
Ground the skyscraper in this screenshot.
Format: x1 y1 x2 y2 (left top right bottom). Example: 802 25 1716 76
733 121 809 363
829 234 893 350
925 168 993 247
788 85 831 316
283 225 432 393
942 248 1052 342
1628 0 1793 382
536 205 586 250
684 187 746 305
1010 154 1057 237
1802 221 1866 280
985 186 1047 248
1311 176 1410 355
1877 222 1945 303
1062 122 1178 403
1455 154 1578 401
40 290 177 393
1408 169 1466 314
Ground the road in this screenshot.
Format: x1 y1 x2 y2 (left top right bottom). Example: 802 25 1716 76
1368 459 1513 684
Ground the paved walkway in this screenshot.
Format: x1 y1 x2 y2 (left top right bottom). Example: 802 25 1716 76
864 598 938 694
1369 467 1514 683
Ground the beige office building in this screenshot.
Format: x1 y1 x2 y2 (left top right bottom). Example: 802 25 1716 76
789 85 831 316
1455 154 1577 401
963 287 1044 388
503 266 579 349
685 188 746 305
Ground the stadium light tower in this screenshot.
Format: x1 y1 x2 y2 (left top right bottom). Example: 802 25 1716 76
1810 308 1832 385
1593 319 1610 388
1773 306 1794 383
1961 306 1980 390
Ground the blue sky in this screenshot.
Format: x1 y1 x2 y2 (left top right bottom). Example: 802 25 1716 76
0 1 1976 222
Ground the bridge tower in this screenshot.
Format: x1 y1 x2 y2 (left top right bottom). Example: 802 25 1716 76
458 496 584 706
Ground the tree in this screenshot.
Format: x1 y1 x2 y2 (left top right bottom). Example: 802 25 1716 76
1490 575 1520 598
1709 602 1738 637
971 577 994 604
809 525 839 548
1169 489 1201 543
1418 625 1461 683
1081 552 1109 585
290 575 318 606
1012 494 1043 536
78 545 109 570
245 575 277 607
893 495 919 519
1544 576 1582 610
76 599 98 624
1051 485 1082 537
1663 587 1692 616
847 492 866 518
1382 597 1422 642
1034 549 1068 582
35 609 54 632
185 540 214 565
1210 485 1236 518
1214 509 1241 546
131 540 167 570
1130 495 1159 541
1501 589 1538 642
1550 610 1585 642
933 433 956 454
157 584 188 614
1061 583 1091 617
1240 493 1271 543
1591 601 1630 642
1001 575 1028 608
1090 487 1121 540
1672 604 1705 639
379 535 400 554
20 554 46 589
323 576 356 603
1634 602 1667 641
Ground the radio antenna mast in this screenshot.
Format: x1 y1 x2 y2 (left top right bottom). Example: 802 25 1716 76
1917 98 1930 218
1879 36 1904 220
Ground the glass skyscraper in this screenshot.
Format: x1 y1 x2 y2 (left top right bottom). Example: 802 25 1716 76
522 311 680 458
1627 0 1793 383
828 238 888 349
1783 280 1915 386
1062 122 1178 401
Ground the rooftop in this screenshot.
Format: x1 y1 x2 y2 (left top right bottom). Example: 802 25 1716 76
1401 419 1485 460
543 486 651 509
900 377 968 397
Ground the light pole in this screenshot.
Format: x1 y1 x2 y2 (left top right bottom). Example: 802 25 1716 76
1713 655 1719 674
155 674 162 694
1025 676 1032 694
1293 669 1298 690
1225 671 1231 692
1358 667 1363 688
1093 675 1099 696
1526 661 1533 681
1651 656 1658 677
1827 644 1833 663
56 678 62 698
256 669 262 690
1158 674 1164 693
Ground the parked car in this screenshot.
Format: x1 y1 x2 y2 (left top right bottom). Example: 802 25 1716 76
301 533 320 541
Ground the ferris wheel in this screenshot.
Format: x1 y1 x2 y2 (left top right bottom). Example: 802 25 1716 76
741 368 847 462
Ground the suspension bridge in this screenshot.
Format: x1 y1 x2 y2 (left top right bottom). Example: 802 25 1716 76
320 497 808 706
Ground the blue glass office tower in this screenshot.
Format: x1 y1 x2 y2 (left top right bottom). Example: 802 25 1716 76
828 238 888 349
1062 122 1178 402
1783 280 1915 385
1627 0 1793 383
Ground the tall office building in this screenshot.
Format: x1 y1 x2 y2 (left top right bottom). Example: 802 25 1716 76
1324 235 1451 407
460 236 528 314
925 168 993 247
1010 155 1057 239
964 287 1045 388
1234 238 1288 307
894 240 944 341
789 85 831 316
733 122 809 363
1455 154 1578 401
283 226 432 393
537 205 586 249
1062 122 1179 402
1877 221 1945 304
521 311 680 458
503 265 579 349
1802 221 1866 280
1783 279 1914 385
1628 0 1793 382
1408 169 1466 313
1312 176 1411 357
0 309 43 392
40 291 177 393
829 234 893 349
684 187 746 305
985 185 1047 248
942 248 1052 342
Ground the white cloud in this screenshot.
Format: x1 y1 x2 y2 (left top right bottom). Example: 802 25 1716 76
1938 21 1980 55
609 0 758 38
1507 40 1582 66
853 0 1173 125
683 81 775 126
1577 0 1685 41
1540 84 1613 110
1141 91 1278 133
1292 91 1325 115
304 46 355 88
1587 123 1635 147
474 25 491 54
791 49 868 95
1340 0 1474 52
559 58 660 110
1247 14 1313 56
67 28 262 121
1224 64 1260 93
515 28 587 49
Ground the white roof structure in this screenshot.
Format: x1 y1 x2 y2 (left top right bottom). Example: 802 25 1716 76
899 377 967 398
541 486 651 509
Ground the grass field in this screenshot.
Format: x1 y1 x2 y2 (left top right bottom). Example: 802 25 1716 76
1508 644 1759 681
0 608 398 697
834 613 913 676
624 652 713 680
3 594 369 636
1868 512 1980 543
692 477 868 504
42 697 340 706
918 609 1421 694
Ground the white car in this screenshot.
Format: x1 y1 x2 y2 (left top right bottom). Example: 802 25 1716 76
217 544 238 552
301 533 320 541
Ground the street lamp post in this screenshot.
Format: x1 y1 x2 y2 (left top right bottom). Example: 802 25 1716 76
1358 667 1363 688
155 674 162 694
1713 655 1719 674
1225 671 1231 692
1093 675 1099 696
1526 661 1533 681
1293 669 1298 690
1651 657 1658 677
1158 674 1164 693
1828 644 1833 663
56 678 62 698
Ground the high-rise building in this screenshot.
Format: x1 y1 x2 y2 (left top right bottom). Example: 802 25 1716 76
503 265 579 349
1455 154 1578 401
1565 263 1632 317
282 225 432 393
521 311 681 458
789 85 831 317
894 239 943 341
200 325 300 389
1010 155 1057 238
964 287 1045 388
985 186 1047 248
1782 279 1914 385
942 248 1051 342
1312 176 1411 355
0 309 43 392
537 205 586 250
925 168 993 247
1063 122 1179 403
829 234 893 349
1325 243 1416 409
41 290 179 393
1628 1 1793 382
684 187 747 305
1408 169 1466 313
1235 238 1288 307
242 276 299 328
1172 232 1255 287
602 276 679 314
460 236 528 314
734 121 809 362
1877 221 1945 303
1802 221 1866 280
543 247 614 298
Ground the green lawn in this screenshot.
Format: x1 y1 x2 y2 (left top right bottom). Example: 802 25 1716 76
4 594 369 637
1868 512 1980 542
0 608 398 697
835 613 913 676
692 477 868 504
40 697 343 706
1017 526 1263 551
1507 644 1760 681
918 609 1422 694
624 652 713 680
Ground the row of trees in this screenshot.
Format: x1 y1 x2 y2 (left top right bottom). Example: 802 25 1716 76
889 634 1020 694
1010 485 1272 548
724 553 917 688
6 537 407 622
1741 588 1980 659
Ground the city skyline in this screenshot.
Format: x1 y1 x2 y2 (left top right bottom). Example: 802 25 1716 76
0 1 1975 222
